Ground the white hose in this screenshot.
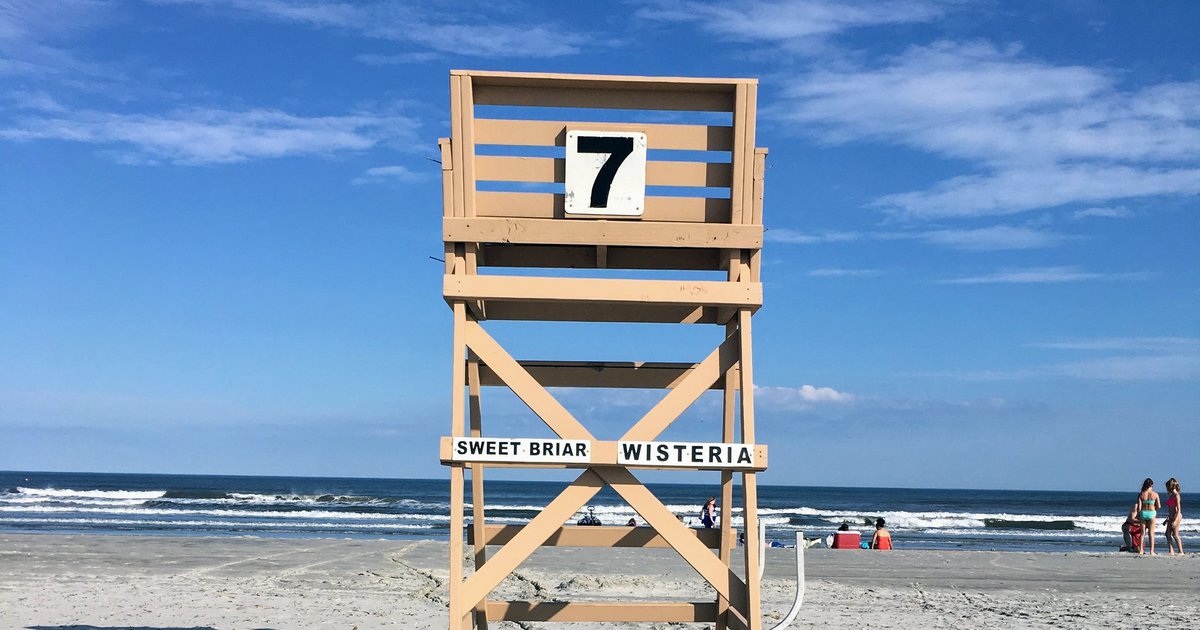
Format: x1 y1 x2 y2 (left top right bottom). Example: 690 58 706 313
765 530 806 630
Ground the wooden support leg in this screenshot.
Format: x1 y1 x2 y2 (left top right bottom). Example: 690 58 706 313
467 360 488 630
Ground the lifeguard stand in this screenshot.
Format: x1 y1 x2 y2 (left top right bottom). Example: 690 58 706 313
438 70 768 629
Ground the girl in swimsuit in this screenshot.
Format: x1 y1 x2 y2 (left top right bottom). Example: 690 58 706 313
1137 478 1161 555
1164 478 1183 555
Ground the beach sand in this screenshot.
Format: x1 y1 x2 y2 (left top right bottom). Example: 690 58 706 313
2 533 1196 629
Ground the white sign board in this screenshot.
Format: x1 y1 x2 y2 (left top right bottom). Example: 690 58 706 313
449 437 591 464
617 441 756 469
564 130 647 216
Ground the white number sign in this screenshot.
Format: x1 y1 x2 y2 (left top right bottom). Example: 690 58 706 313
564 130 647 216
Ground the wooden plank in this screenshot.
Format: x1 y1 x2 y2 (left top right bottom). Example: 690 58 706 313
460 76 477 218
454 470 605 619
469 524 724 549
620 333 739 442
475 360 722 390
479 244 722 271
752 147 767 225
440 436 768 471
463 321 594 442
449 78 466 221
449 464 467 630
717 320 737 630
457 69 754 88
487 601 719 623
475 119 733 151
597 466 748 615
481 301 717 324
466 360 488 630
476 191 731 223
731 83 748 225
445 275 761 308
444 217 762 249
473 83 735 112
476 156 733 188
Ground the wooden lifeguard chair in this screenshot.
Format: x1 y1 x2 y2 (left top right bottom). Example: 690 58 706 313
439 70 768 629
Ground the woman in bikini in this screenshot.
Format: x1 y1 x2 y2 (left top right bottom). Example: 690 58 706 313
1137 478 1161 555
1164 478 1183 555
871 517 892 550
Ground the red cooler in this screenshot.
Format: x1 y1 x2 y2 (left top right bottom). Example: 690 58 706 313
831 531 861 549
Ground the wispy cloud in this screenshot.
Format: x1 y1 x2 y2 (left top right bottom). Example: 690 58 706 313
161 0 588 58
767 224 1067 251
933 337 1200 382
638 0 946 48
352 164 427 185
805 268 883 277
354 52 440 66
939 266 1150 284
0 106 420 164
774 41 1200 218
1071 205 1133 220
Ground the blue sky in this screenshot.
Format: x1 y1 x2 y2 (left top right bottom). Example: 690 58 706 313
1 1 1197 491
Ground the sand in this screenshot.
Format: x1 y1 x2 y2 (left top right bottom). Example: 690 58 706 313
1 533 1197 629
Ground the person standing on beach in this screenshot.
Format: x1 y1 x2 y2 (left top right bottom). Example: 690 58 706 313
700 496 716 528
1137 478 1161 555
1164 478 1184 555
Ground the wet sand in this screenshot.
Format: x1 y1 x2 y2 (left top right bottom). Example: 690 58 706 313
1 533 1196 628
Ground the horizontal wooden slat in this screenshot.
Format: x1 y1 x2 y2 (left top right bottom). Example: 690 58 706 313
479 244 723 271
486 600 719 623
445 217 761 249
476 156 732 188
475 119 733 151
469 524 725 549
444 275 761 308
474 84 736 112
480 302 719 324
475 360 733 389
458 69 753 88
477 191 731 223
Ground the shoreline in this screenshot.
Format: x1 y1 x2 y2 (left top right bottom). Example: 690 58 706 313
2 533 1197 628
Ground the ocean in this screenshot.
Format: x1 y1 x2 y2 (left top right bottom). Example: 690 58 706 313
2 470 1193 553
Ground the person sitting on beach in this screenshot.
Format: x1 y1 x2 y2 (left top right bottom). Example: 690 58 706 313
1120 503 1142 553
870 518 892 550
700 496 717 528
626 517 637 527
1164 478 1184 555
838 522 850 531
1137 478 1161 555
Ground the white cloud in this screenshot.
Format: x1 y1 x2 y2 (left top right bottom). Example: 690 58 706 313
1071 205 1133 220
638 0 945 45
774 41 1200 218
355 52 440 66
1031 337 1199 353
352 164 427 185
874 165 1200 219
806 268 882 277
917 225 1065 250
765 228 863 244
0 106 419 164
939 266 1150 284
756 384 853 410
161 0 587 58
934 337 1200 382
768 224 1065 251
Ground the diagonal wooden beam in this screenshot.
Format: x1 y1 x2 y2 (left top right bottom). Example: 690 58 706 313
620 331 739 442
454 469 605 619
463 320 594 441
595 466 748 614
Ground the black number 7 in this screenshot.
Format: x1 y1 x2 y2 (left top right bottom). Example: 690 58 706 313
577 136 634 208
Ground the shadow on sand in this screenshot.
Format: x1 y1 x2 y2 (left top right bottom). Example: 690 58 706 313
28 626 261 630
